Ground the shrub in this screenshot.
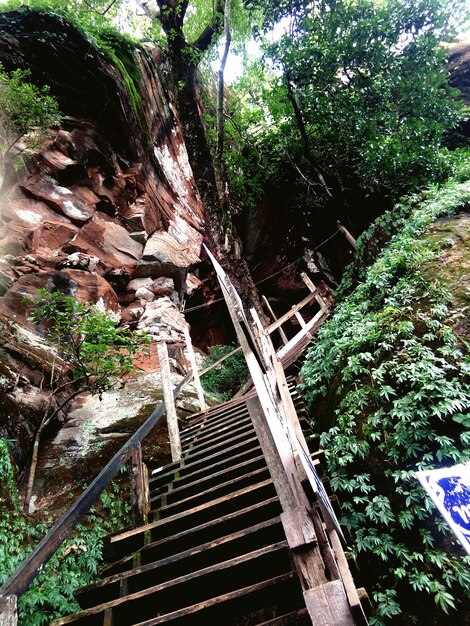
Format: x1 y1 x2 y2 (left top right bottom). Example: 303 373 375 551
201 345 248 401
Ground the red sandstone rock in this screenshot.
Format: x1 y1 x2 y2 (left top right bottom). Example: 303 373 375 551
136 230 200 279
0 269 120 328
65 213 143 274
21 176 98 223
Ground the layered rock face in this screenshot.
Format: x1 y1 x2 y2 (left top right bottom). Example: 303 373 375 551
0 10 207 477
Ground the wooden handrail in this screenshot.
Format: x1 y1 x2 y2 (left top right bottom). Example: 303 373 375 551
0 372 192 600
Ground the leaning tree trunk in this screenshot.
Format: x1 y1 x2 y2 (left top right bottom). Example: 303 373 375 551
169 47 263 314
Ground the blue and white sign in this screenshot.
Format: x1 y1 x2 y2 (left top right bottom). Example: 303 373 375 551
416 463 470 555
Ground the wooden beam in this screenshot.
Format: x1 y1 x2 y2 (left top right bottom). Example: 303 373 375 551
300 272 328 310
127 442 148 527
294 311 306 328
199 346 241 376
0 373 191 599
304 580 355 626
277 309 325 362
0 596 17 625
262 295 288 346
183 326 206 411
157 342 182 462
337 221 357 250
327 527 369 626
267 291 316 334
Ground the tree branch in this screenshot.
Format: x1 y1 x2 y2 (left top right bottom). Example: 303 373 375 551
192 0 224 53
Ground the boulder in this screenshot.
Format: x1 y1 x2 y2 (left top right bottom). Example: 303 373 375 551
151 276 175 297
21 175 99 223
135 286 155 302
127 277 153 291
65 213 143 274
137 296 187 343
135 231 199 280
0 269 120 328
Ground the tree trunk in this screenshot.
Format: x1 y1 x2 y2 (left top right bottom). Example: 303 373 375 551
169 47 263 314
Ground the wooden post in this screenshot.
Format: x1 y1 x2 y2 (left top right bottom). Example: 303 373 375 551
157 342 182 462
300 272 329 310
336 221 357 250
0 595 17 625
183 326 206 412
126 442 148 526
262 295 289 346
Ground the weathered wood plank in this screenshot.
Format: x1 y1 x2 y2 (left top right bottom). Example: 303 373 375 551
0 595 17 626
262 295 289 345
51 541 289 623
303 580 355 626
267 292 317 334
183 326 206 411
79 517 282 600
199 345 242 376
277 309 326 365
125 572 297 626
110 479 274 544
127 443 148 527
336 221 357 250
328 528 368 625
157 342 182 462
300 272 328 310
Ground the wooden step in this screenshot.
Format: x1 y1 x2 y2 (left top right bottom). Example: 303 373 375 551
149 436 260 489
255 608 310 626
178 429 257 466
77 517 285 608
150 466 271 519
150 454 266 506
181 415 253 451
181 420 255 457
51 541 292 625
105 479 276 560
181 410 251 445
102 496 282 576
180 400 249 434
132 572 305 626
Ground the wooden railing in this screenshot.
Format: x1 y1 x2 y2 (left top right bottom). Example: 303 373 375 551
0 372 192 605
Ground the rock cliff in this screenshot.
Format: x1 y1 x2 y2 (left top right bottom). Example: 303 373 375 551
0 10 209 492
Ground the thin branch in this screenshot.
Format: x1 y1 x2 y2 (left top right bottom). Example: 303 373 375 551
216 0 231 162
82 0 119 16
192 0 224 53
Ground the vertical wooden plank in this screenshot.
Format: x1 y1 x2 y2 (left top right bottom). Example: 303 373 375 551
336 221 357 250
127 442 148 526
183 326 207 411
304 580 355 626
157 342 182 462
300 272 329 310
0 595 17 625
327 527 368 625
294 311 307 328
262 295 289 346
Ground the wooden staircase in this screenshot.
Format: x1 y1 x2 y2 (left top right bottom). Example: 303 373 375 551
51 392 314 626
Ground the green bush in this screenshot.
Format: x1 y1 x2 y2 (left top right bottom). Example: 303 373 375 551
301 174 470 625
201 345 248 401
0 438 131 625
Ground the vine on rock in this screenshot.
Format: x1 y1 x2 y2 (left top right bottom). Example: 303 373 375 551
301 174 470 625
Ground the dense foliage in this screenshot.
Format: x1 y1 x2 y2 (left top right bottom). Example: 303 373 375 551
201 345 249 400
222 0 468 234
27 289 149 396
301 174 470 625
0 438 131 625
0 63 61 181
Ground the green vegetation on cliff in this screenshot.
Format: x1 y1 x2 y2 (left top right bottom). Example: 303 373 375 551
301 171 470 625
0 439 131 626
